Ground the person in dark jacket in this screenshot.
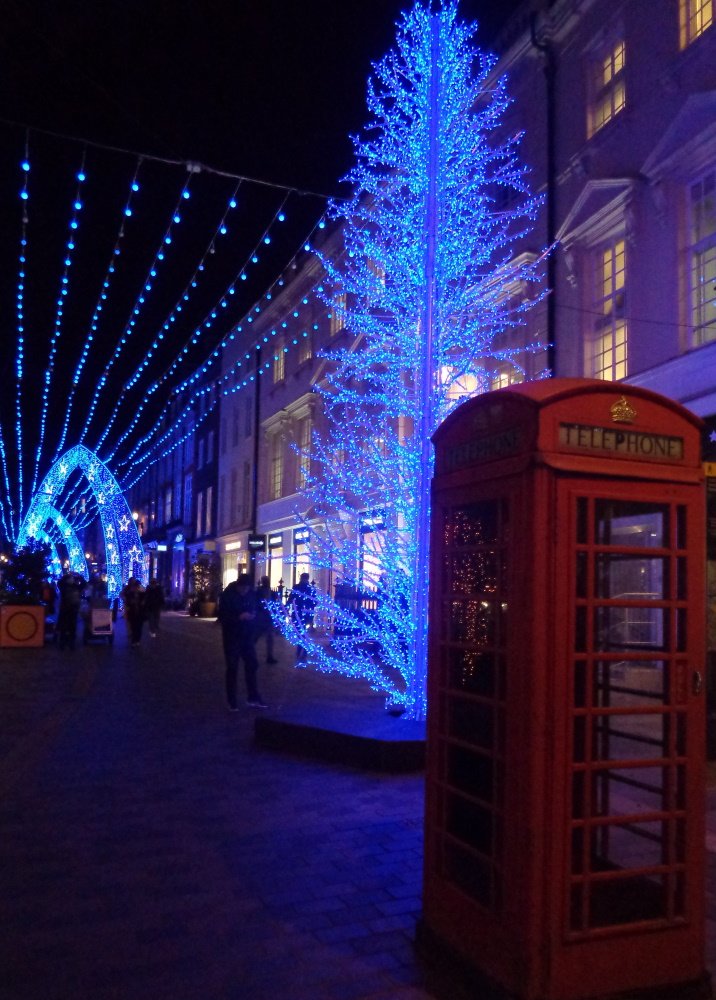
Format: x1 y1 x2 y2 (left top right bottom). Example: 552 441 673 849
56 571 84 650
144 578 165 637
120 577 146 647
217 573 266 710
289 572 316 662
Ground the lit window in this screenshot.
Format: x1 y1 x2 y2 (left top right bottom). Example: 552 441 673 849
183 474 192 524
441 366 479 401
273 341 285 382
298 417 312 490
330 292 347 336
490 365 523 391
680 0 713 47
688 170 716 347
230 468 237 522
196 491 204 537
589 41 626 137
205 485 213 537
297 331 312 365
241 462 251 522
590 239 627 381
270 436 282 500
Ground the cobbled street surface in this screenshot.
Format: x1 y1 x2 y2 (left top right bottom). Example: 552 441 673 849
0 612 714 1000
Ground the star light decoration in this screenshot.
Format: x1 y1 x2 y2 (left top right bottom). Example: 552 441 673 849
18 444 146 597
271 0 546 721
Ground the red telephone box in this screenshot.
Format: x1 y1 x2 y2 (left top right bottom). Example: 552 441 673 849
422 379 711 1000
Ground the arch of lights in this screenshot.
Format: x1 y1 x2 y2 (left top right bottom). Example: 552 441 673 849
36 504 89 578
18 444 147 599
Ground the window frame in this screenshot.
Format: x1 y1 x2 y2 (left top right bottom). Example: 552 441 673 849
587 39 626 139
680 0 713 48
687 168 716 348
588 237 628 382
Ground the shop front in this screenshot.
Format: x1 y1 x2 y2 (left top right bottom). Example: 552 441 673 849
220 536 248 590
267 531 284 591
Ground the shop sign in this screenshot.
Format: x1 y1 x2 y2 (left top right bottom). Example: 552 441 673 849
268 532 283 549
293 527 310 545
248 533 266 552
157 544 168 552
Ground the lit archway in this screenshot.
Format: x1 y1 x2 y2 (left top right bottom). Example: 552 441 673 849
35 505 89 578
18 444 146 599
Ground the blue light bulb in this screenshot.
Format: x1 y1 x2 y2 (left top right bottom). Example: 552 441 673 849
182 190 190 199
132 182 139 191
78 171 86 181
20 191 28 200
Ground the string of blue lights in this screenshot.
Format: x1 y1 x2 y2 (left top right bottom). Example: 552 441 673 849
31 153 88 501
12 139 32 538
54 159 145 461
80 176 194 453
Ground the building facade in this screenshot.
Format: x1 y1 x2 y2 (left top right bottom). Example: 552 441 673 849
127 374 220 605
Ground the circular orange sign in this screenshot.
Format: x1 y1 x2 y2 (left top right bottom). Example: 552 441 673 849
6 611 39 642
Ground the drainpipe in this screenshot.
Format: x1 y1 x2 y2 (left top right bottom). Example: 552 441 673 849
530 11 557 375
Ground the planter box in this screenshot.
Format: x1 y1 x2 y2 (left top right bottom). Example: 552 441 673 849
0 605 45 647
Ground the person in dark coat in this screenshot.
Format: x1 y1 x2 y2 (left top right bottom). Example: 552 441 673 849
217 573 266 710
144 578 165 637
255 576 278 664
289 572 316 662
120 577 146 647
56 571 84 650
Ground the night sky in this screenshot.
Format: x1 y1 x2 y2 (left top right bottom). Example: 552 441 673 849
0 0 523 530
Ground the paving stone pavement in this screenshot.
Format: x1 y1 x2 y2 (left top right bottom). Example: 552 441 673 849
0 612 714 1000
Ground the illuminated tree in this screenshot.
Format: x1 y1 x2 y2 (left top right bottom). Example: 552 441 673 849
281 0 546 720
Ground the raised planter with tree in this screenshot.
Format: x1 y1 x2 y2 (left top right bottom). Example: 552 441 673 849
0 541 51 647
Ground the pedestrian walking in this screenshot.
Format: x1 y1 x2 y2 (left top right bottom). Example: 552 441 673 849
289 572 316 662
144 578 165 637
120 577 146 646
217 572 266 710
56 571 84 650
255 575 278 664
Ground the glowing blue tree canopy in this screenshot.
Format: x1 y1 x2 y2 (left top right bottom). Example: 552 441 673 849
277 0 547 720
18 444 146 598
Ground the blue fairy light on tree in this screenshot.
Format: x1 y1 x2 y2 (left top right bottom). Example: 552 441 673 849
279 0 548 720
